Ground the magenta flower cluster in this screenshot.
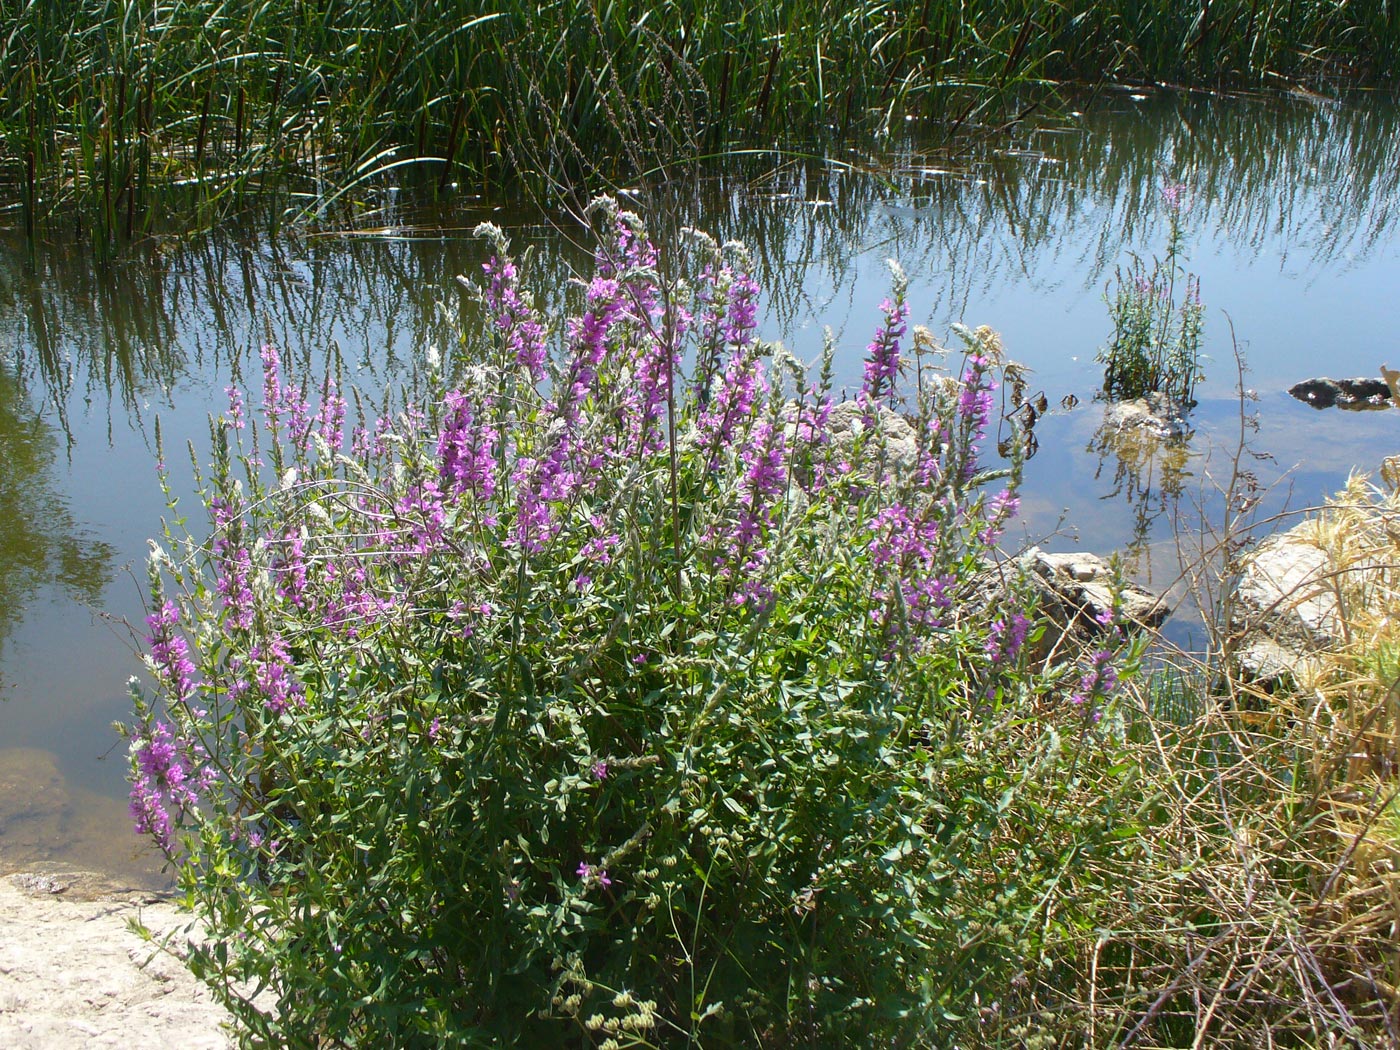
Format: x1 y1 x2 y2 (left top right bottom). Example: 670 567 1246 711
859 295 910 408
128 720 211 852
481 254 548 382
985 612 1032 666
1070 648 1120 719
146 600 197 705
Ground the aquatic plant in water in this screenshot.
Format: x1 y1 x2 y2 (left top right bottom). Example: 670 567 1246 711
126 200 1137 1047
1099 181 1205 406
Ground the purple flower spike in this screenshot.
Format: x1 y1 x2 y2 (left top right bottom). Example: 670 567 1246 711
859 296 910 407
145 600 197 705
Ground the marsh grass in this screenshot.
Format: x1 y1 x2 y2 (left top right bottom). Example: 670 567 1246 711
1266 473 1400 1025
3 0 1397 241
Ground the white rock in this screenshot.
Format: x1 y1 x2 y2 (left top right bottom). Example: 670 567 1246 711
1231 526 1337 683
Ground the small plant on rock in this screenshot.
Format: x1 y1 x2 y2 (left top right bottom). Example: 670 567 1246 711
1099 181 1205 406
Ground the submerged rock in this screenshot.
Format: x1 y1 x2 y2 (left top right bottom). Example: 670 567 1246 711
0 750 72 870
1288 377 1394 411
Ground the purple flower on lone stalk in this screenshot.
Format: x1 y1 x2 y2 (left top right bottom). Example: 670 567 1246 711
225 386 246 430
577 861 612 889
1161 181 1187 212
952 353 998 480
859 296 910 407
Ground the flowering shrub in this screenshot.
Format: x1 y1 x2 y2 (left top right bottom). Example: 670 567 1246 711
128 199 1137 1047
1099 180 1205 406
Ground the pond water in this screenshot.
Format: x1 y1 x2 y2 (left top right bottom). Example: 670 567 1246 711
2 87 1398 886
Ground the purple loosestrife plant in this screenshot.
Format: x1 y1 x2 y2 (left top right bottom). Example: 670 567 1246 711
1099 179 1206 405
128 199 1137 1049
858 262 910 411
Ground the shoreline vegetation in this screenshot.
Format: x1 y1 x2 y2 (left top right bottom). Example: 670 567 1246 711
3 0 1399 242
116 203 1400 1044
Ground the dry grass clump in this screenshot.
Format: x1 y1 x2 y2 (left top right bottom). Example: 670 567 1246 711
1109 472 1400 1045
971 473 1400 1046
1283 473 1400 1033
1007 658 1389 1046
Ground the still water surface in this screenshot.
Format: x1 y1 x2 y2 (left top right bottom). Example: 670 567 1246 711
2 88 1398 885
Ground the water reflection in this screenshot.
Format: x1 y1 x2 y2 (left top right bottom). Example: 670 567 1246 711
1087 410 1193 579
2 90 1397 423
0 365 113 683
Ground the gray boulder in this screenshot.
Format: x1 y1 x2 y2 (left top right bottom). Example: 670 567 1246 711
824 400 918 479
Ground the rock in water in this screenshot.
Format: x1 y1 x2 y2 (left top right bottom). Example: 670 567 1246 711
1006 548 1170 663
1288 377 1393 410
1101 393 1192 439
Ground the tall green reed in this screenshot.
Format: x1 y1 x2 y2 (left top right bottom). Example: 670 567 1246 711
3 0 1395 242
